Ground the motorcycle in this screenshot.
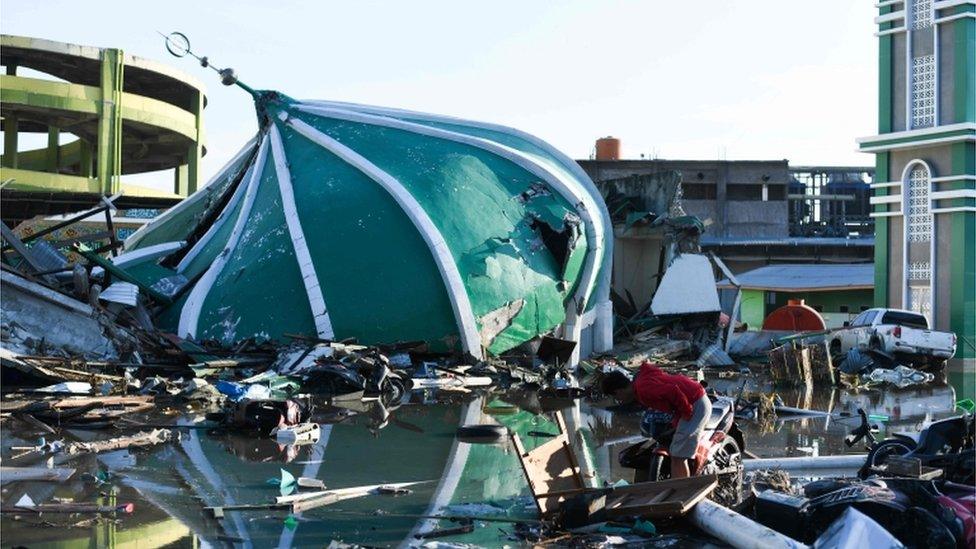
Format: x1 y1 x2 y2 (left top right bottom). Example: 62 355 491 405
846 408 975 485
618 394 746 506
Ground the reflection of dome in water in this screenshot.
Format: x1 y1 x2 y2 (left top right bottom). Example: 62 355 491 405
126 94 611 359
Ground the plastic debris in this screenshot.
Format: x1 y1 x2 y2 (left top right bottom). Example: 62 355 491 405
631 519 657 536
215 380 272 401
279 469 297 497
274 423 321 445
812 506 905 548
14 494 36 508
31 382 92 395
865 365 934 388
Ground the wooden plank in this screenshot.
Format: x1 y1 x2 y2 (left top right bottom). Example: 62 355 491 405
605 475 718 518
0 466 76 483
509 411 586 516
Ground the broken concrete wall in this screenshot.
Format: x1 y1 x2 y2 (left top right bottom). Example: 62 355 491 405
1 270 118 359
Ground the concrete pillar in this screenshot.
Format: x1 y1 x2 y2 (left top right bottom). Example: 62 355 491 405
2 115 17 169
46 126 60 173
174 163 189 196
186 89 204 195
716 162 729 237
593 300 614 353
97 48 124 195
79 140 93 177
2 50 18 168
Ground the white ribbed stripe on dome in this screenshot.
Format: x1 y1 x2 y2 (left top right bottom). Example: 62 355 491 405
294 103 604 359
280 111 483 360
178 136 269 339
111 241 186 268
124 137 256 250
400 396 482 546
176 162 252 273
304 99 613 286
269 124 335 340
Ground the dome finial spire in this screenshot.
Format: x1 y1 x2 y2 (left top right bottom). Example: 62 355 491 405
160 31 257 98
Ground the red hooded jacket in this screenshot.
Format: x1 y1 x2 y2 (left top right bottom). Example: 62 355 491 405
632 362 705 424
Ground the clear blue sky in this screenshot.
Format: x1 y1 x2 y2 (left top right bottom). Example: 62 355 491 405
3 0 878 190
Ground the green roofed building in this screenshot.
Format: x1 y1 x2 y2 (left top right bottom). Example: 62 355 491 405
860 0 975 360
124 93 613 362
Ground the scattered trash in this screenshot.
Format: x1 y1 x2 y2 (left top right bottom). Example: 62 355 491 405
0 157 966 549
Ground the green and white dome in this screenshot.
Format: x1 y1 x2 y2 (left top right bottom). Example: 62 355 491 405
126 92 612 360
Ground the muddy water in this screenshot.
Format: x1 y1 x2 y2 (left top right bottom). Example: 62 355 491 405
1 367 970 548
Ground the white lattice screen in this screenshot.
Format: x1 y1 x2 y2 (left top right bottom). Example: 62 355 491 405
907 166 932 243
912 55 936 129
909 285 932 319
908 261 931 280
912 0 932 29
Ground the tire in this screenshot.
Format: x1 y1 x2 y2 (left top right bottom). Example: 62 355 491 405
646 454 668 482
382 376 406 404
456 424 508 444
858 439 917 479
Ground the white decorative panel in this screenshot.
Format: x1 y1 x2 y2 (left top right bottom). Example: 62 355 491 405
911 55 936 129
907 166 932 242
908 285 932 319
908 261 931 280
911 0 932 29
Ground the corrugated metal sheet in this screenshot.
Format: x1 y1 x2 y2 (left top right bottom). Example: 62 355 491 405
99 281 139 307
717 263 874 292
651 254 721 315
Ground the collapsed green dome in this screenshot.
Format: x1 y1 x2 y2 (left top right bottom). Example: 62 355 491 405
125 93 612 360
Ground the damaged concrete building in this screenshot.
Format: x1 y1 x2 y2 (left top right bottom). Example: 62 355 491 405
580 149 877 327
122 95 614 362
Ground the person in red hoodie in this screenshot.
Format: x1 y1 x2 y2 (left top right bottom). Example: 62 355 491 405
601 362 712 479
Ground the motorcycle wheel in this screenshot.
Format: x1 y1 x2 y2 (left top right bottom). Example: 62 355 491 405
645 454 668 482
858 438 917 479
701 437 743 507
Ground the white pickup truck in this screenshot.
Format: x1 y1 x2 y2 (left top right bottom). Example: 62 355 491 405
828 308 957 365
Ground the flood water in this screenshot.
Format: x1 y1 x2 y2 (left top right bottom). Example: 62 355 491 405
2 362 972 548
